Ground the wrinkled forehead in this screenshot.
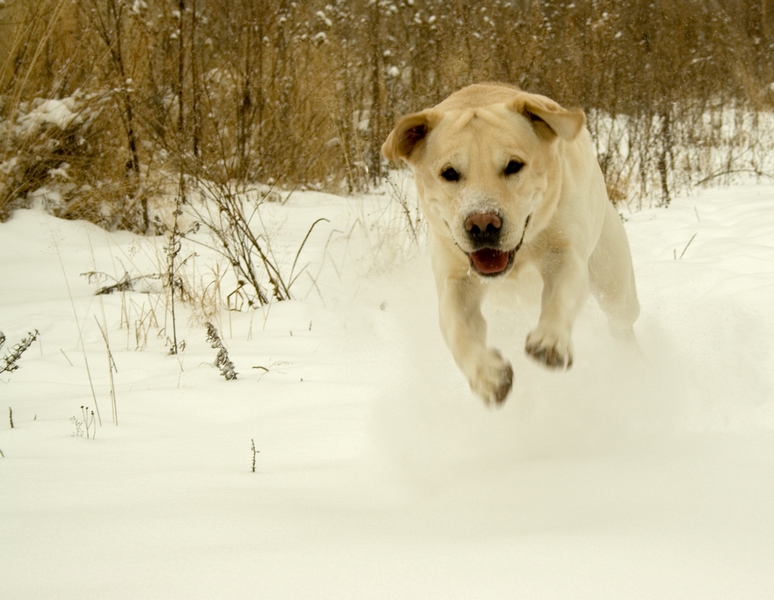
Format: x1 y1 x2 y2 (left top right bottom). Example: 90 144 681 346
425 105 536 167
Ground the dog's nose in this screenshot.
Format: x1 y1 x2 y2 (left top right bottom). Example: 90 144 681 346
465 212 502 246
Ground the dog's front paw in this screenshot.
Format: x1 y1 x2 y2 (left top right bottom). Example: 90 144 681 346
468 349 513 406
525 329 573 370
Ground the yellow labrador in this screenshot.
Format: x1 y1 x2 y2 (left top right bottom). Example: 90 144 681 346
382 83 639 405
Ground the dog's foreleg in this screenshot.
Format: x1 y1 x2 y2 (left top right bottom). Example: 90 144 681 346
437 276 513 405
526 250 589 369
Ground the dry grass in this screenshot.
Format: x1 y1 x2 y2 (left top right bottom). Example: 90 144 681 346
0 0 773 227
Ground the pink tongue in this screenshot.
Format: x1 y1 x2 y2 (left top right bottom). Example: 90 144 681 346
471 248 509 274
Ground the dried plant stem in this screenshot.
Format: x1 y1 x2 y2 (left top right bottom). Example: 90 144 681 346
167 181 184 355
60 348 74 366
87 231 118 425
250 439 259 473
205 322 237 380
678 233 698 260
52 233 102 427
0 330 39 374
94 317 118 426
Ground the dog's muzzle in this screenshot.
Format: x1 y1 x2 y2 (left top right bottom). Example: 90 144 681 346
466 214 530 277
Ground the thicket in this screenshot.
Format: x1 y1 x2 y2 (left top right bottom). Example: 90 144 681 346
1 0 773 229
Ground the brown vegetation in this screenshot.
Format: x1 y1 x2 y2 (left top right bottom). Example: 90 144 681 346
1 0 772 228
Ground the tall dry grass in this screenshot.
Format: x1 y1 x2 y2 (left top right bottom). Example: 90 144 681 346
0 0 772 228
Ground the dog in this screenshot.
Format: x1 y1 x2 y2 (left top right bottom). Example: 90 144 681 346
382 82 639 405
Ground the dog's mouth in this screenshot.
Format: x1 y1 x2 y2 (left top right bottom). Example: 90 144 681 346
467 214 530 277
470 248 514 276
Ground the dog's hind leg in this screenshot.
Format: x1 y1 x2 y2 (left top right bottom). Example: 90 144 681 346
588 201 640 339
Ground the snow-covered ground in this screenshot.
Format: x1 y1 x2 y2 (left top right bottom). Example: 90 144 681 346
2 181 774 599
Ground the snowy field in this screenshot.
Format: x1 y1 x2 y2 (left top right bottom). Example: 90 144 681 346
2 180 774 599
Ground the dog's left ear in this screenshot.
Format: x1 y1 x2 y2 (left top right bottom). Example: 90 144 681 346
382 110 441 164
510 93 585 142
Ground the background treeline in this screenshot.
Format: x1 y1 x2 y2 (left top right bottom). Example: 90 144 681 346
1 0 773 230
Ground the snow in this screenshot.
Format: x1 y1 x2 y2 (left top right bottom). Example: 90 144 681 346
16 97 82 134
2 181 774 598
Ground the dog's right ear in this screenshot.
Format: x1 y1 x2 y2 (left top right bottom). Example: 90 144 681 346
382 110 440 164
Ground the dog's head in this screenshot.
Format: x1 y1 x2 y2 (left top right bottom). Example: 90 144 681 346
383 87 584 276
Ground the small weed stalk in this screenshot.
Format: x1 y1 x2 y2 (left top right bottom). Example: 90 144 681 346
86 231 119 425
53 233 102 426
9 407 14 429
131 296 163 351
81 406 96 440
69 406 95 439
386 176 422 245
163 183 197 355
94 317 118 426
0 330 40 374
250 438 259 473
205 322 237 380
677 233 698 260
167 185 184 355
70 416 84 438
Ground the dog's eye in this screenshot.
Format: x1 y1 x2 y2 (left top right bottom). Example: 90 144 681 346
504 160 524 176
440 167 460 182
